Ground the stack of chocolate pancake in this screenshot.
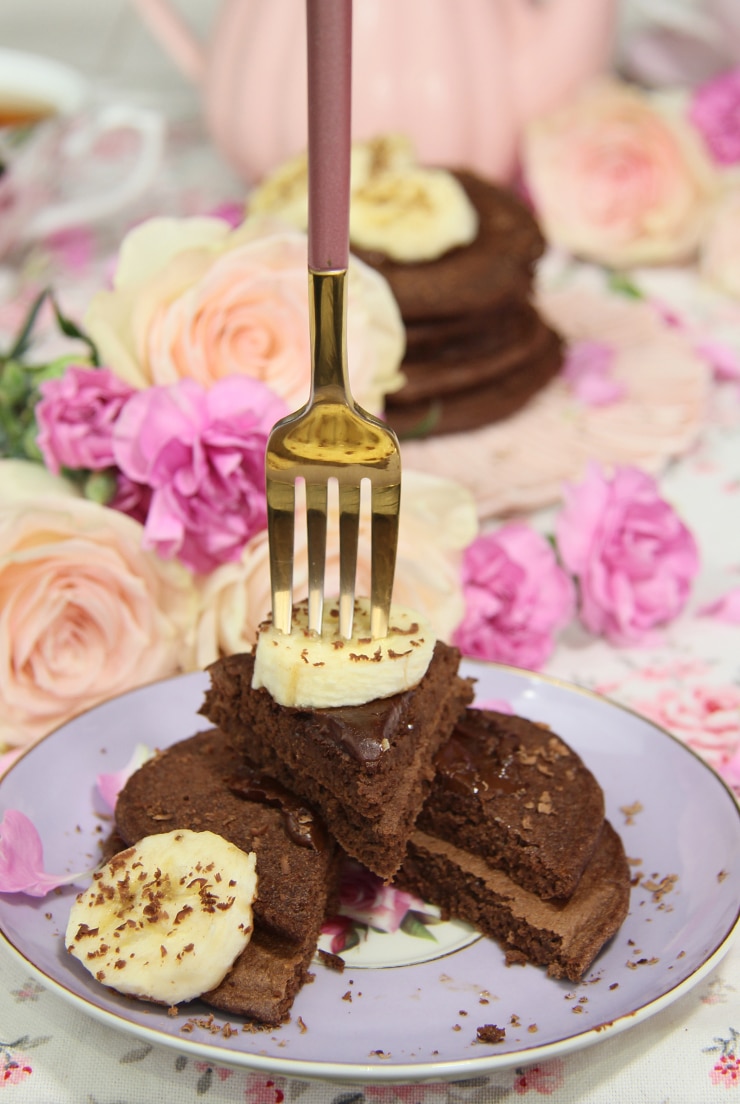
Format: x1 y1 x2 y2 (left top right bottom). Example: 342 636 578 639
113 657 630 1025
354 171 564 438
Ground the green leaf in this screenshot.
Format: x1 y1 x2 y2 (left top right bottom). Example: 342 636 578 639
398 402 442 441
6 287 52 360
51 296 99 365
20 422 42 462
607 271 643 300
399 912 438 942
84 470 117 505
0 359 29 408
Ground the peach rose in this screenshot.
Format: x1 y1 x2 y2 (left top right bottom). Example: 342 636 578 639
85 218 405 415
190 470 477 668
701 185 740 298
522 80 716 267
0 460 198 748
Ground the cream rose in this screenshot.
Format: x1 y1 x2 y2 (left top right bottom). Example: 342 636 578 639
701 184 740 298
190 470 478 668
85 218 405 415
0 460 198 748
522 80 716 268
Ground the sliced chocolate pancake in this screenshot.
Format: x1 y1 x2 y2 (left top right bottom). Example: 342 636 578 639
353 170 545 323
202 642 475 882
115 727 340 1024
400 819 630 982
418 709 606 900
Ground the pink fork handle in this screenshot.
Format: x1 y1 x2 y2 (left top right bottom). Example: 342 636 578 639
306 0 352 272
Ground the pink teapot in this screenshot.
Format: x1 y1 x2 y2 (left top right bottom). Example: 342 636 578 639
132 0 618 184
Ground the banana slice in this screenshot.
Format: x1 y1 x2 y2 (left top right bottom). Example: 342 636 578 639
247 133 418 233
251 596 436 708
248 150 310 230
349 165 479 262
65 829 257 1006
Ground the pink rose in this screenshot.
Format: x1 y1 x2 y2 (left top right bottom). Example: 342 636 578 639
85 220 405 416
556 462 700 645
522 80 715 267
36 366 135 474
113 375 286 574
0 460 197 748
689 67 740 164
452 522 575 670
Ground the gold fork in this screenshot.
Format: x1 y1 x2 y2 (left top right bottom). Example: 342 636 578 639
265 0 401 642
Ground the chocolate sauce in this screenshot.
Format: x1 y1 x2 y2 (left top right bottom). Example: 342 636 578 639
228 773 328 851
435 712 522 798
301 694 408 763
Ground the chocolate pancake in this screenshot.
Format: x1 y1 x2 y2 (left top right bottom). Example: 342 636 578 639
385 321 562 437
202 642 475 882
417 709 606 900
400 819 630 982
115 727 340 1024
353 170 545 323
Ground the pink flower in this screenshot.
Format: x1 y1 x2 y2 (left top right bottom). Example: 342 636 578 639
453 523 575 670
109 473 152 525
710 1053 740 1087
320 915 354 955
338 861 425 932
85 221 404 417
0 809 91 896
0 1052 33 1085
556 463 700 645
36 366 135 474
514 1060 566 1095
689 68 740 164
522 79 715 267
562 340 625 407
634 685 740 769
112 375 287 574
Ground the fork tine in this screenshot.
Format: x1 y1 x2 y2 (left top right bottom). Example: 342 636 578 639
305 477 328 634
370 480 401 639
338 480 361 638
266 478 296 635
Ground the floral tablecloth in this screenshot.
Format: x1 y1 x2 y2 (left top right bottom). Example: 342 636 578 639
1 105 739 1103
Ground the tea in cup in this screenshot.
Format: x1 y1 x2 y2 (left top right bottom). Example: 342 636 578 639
0 48 164 255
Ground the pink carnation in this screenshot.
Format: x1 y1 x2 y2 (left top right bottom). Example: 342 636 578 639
556 463 700 645
453 523 575 670
112 375 287 574
689 67 740 164
36 366 135 474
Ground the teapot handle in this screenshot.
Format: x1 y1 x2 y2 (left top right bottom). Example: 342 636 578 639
129 0 206 83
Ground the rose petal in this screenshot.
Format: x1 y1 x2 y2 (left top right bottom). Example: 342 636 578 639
0 809 92 896
96 744 154 812
697 586 740 623
474 698 514 714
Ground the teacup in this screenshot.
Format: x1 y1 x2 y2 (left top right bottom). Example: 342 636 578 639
0 48 164 256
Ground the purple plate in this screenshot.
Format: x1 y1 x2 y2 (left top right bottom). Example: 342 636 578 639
0 661 738 1083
